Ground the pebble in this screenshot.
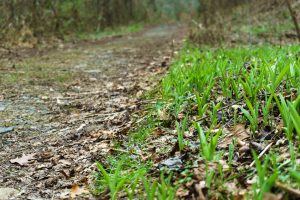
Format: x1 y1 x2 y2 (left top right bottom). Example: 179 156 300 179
0 127 14 134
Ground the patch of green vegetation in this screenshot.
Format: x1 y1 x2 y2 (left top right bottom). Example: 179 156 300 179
94 91 181 198
129 115 157 144
94 154 149 199
159 45 300 199
239 21 295 37
94 152 179 199
94 45 300 199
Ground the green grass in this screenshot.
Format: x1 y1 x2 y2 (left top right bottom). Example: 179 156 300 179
240 22 294 36
94 154 150 198
176 115 188 152
94 153 178 199
94 45 300 199
193 122 221 161
159 45 300 199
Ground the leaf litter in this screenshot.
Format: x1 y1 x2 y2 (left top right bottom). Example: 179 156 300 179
0 25 185 199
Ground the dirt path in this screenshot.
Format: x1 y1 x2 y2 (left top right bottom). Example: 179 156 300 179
0 24 186 199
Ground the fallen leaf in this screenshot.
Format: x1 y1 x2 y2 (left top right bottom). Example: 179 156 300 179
263 192 282 200
224 182 238 194
70 184 89 199
59 159 72 166
195 183 206 200
159 156 183 170
10 154 36 166
176 187 189 197
219 124 250 149
158 109 169 121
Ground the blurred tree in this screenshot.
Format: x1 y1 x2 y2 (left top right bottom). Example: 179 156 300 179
0 0 200 44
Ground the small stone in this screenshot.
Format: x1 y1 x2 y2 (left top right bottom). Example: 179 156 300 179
0 127 14 134
159 156 183 170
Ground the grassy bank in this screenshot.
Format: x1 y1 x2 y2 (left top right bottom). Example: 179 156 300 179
94 45 300 199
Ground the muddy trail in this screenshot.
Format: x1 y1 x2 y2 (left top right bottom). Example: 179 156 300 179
0 24 186 199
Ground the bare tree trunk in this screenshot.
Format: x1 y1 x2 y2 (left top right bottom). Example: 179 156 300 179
285 0 300 42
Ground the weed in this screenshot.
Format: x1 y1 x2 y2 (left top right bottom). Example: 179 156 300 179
290 170 300 184
126 169 146 200
261 94 274 126
95 154 150 199
93 45 300 199
142 173 178 200
196 94 208 118
193 122 221 161
205 166 215 188
228 139 236 165
176 115 188 152
130 115 157 144
252 152 278 200
241 98 259 135
288 100 300 138
142 177 157 200
231 80 241 101
157 173 177 200
207 102 222 129
275 94 294 139
96 161 129 200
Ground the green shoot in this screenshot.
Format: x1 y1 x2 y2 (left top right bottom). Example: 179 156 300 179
176 115 188 152
142 177 157 200
96 161 129 200
228 139 236 165
157 173 177 200
193 122 221 161
126 169 146 200
288 100 300 138
252 152 278 200
261 94 274 126
207 102 222 128
290 170 300 184
241 98 259 134
196 94 208 118
274 94 294 139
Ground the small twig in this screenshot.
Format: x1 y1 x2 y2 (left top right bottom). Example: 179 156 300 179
275 181 300 197
250 142 273 167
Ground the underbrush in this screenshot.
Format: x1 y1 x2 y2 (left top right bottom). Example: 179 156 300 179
189 0 300 46
72 23 144 41
94 45 300 199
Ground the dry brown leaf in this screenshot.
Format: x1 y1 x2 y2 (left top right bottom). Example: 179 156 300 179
224 182 238 194
219 124 250 149
70 184 89 199
158 109 169 121
195 183 206 200
176 187 189 198
59 159 72 166
10 153 36 166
